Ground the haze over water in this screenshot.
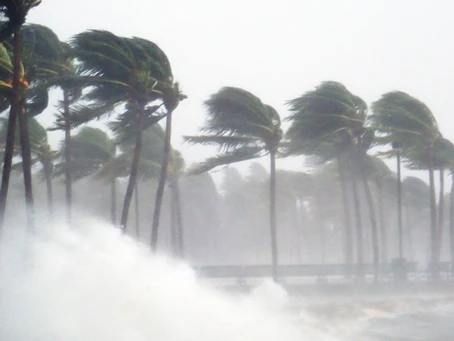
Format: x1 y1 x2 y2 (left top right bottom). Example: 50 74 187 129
0 219 338 341
0 218 453 341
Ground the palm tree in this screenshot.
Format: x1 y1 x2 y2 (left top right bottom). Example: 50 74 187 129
368 156 392 263
184 87 283 281
69 30 182 232
102 124 166 235
402 176 430 261
0 116 54 218
168 150 185 257
405 138 454 263
371 92 441 273
150 82 186 250
285 81 370 274
15 24 67 228
355 130 380 282
0 0 42 228
50 42 82 225
54 126 117 224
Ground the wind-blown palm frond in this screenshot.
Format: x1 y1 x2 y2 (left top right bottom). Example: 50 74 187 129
285 81 365 159
185 86 281 174
186 145 264 175
53 126 115 181
0 0 41 42
108 103 166 143
70 30 175 106
184 135 262 151
370 91 439 148
201 87 275 139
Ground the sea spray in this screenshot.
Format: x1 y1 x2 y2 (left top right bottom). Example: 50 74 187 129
0 218 339 341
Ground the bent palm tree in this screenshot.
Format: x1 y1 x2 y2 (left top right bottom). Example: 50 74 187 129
69 30 183 232
54 126 117 224
371 91 441 274
185 87 282 281
0 116 54 218
285 81 373 277
0 0 41 228
49 42 82 225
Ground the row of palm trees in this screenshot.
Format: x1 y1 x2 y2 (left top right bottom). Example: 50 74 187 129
0 1 452 281
185 83 454 281
0 1 185 252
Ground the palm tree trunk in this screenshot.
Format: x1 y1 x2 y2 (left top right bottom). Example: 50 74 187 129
151 109 174 250
378 184 388 263
120 105 145 232
428 150 438 277
294 199 303 263
18 107 35 232
110 177 116 226
269 150 278 282
174 179 184 257
300 201 309 262
320 219 326 263
169 179 178 256
405 206 414 261
63 89 72 225
351 174 364 279
450 172 454 265
15 36 35 232
44 165 53 220
360 164 379 283
0 30 22 230
134 179 140 239
435 168 445 262
337 157 354 267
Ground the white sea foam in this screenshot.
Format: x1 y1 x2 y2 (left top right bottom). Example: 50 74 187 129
0 218 339 341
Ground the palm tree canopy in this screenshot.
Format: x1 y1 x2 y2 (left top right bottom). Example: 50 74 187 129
184 86 282 174
0 0 41 41
404 137 454 170
0 24 66 117
65 30 183 126
402 176 429 209
0 116 53 176
367 155 392 184
285 81 366 162
54 126 115 181
370 91 440 148
97 124 182 181
0 42 12 110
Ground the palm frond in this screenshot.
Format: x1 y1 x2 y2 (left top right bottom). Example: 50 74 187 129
186 145 264 175
184 135 261 151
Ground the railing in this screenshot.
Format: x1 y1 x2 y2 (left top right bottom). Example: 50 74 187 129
194 262 421 279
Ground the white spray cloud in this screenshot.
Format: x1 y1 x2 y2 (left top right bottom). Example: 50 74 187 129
0 218 339 341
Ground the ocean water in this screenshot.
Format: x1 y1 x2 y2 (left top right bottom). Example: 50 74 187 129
0 218 452 341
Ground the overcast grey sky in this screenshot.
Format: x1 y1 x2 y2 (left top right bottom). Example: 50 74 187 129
27 0 454 174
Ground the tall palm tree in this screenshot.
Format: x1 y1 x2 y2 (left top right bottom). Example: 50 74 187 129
0 116 54 218
15 24 66 227
49 42 82 225
150 82 186 249
405 137 454 263
371 92 441 273
354 129 381 281
54 126 117 224
69 30 182 232
0 0 41 228
184 87 283 281
402 176 430 261
168 150 185 257
368 156 392 263
285 81 370 274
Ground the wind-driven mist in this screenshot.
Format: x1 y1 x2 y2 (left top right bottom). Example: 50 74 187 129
0 218 338 341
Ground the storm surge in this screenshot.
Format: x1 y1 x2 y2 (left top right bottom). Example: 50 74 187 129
0 218 339 341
